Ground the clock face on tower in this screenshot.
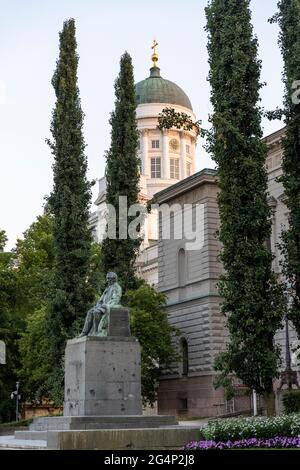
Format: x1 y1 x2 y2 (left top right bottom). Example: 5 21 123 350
169 138 179 152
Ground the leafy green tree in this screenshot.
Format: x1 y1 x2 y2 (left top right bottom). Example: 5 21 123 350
46 19 94 384
0 231 20 422
158 107 201 135
16 215 102 403
205 0 284 414
102 52 141 293
126 284 179 406
271 1 300 337
0 230 7 252
19 307 51 402
15 215 54 317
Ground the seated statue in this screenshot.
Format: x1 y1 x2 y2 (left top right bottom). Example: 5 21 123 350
78 272 122 337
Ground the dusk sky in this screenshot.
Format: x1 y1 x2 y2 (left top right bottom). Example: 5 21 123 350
0 0 284 248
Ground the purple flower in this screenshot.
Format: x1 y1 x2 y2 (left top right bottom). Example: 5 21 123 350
183 436 300 450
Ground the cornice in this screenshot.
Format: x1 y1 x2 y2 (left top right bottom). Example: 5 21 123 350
154 169 217 204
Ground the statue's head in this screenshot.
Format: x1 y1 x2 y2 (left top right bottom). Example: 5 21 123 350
106 271 118 285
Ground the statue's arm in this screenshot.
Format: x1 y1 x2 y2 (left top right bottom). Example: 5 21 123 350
97 289 106 305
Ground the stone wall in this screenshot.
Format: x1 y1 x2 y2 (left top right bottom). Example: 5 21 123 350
155 138 300 417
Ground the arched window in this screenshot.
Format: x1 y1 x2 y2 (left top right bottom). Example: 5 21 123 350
178 248 186 287
181 338 189 376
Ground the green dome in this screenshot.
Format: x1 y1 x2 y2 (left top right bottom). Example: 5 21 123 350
135 67 193 111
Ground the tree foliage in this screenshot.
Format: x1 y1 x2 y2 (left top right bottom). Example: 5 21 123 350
19 307 52 402
126 284 179 406
0 230 7 251
15 215 54 317
0 231 20 422
272 0 300 336
205 0 284 399
12 215 54 402
102 52 142 293
16 215 103 404
46 19 94 380
157 107 202 135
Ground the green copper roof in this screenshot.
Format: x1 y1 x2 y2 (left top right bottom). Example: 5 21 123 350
135 67 193 111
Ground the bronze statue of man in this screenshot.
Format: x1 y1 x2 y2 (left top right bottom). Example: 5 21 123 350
79 272 122 337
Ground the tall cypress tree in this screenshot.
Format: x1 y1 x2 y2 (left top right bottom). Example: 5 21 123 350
102 52 141 293
206 0 284 412
47 19 93 375
273 1 300 336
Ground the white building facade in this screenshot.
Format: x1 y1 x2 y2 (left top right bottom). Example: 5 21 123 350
90 51 198 284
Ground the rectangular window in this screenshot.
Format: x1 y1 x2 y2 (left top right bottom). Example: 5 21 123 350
151 158 161 178
186 144 190 154
152 140 160 149
186 162 191 177
170 159 179 179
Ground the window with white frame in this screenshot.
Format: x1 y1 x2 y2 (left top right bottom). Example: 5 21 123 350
170 158 179 179
151 157 161 178
186 144 190 154
151 139 160 149
186 162 191 177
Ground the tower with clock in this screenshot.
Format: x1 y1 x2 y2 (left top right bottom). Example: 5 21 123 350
90 42 199 284
135 40 198 198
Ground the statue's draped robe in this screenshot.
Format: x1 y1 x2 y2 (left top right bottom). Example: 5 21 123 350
80 283 122 336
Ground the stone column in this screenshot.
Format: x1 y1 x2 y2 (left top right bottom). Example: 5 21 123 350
142 130 149 177
191 137 197 174
142 213 149 248
180 131 186 180
162 129 169 179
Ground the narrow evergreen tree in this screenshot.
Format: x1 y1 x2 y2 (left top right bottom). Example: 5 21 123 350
273 1 300 336
102 52 141 293
47 19 93 380
206 0 284 413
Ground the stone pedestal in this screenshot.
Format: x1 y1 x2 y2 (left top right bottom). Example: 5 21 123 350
64 336 142 416
108 307 131 337
21 306 179 446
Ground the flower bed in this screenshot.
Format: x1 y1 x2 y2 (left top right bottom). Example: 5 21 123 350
184 437 300 450
184 415 300 450
200 414 300 441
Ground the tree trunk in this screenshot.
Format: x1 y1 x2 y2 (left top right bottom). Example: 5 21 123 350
263 391 276 416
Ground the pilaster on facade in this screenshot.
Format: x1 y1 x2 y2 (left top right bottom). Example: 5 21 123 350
180 131 187 180
141 129 149 177
191 136 197 174
162 129 170 179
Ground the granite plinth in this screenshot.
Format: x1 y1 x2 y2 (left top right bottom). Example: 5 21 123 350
108 307 130 336
47 427 200 450
28 415 177 431
64 336 142 416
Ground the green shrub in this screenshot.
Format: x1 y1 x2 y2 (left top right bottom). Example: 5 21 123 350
202 414 300 441
0 419 33 428
283 391 300 414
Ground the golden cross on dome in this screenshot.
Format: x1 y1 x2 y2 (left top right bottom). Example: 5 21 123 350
151 39 159 67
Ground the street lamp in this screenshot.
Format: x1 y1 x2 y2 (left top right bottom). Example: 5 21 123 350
279 283 300 390
10 381 21 422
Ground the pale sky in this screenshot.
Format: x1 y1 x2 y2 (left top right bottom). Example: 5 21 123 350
0 0 284 249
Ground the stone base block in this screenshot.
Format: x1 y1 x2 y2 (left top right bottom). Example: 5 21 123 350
15 431 47 440
64 336 142 416
29 415 177 432
47 427 201 450
108 308 131 336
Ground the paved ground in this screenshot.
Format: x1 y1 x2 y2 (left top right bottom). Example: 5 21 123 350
0 435 47 449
